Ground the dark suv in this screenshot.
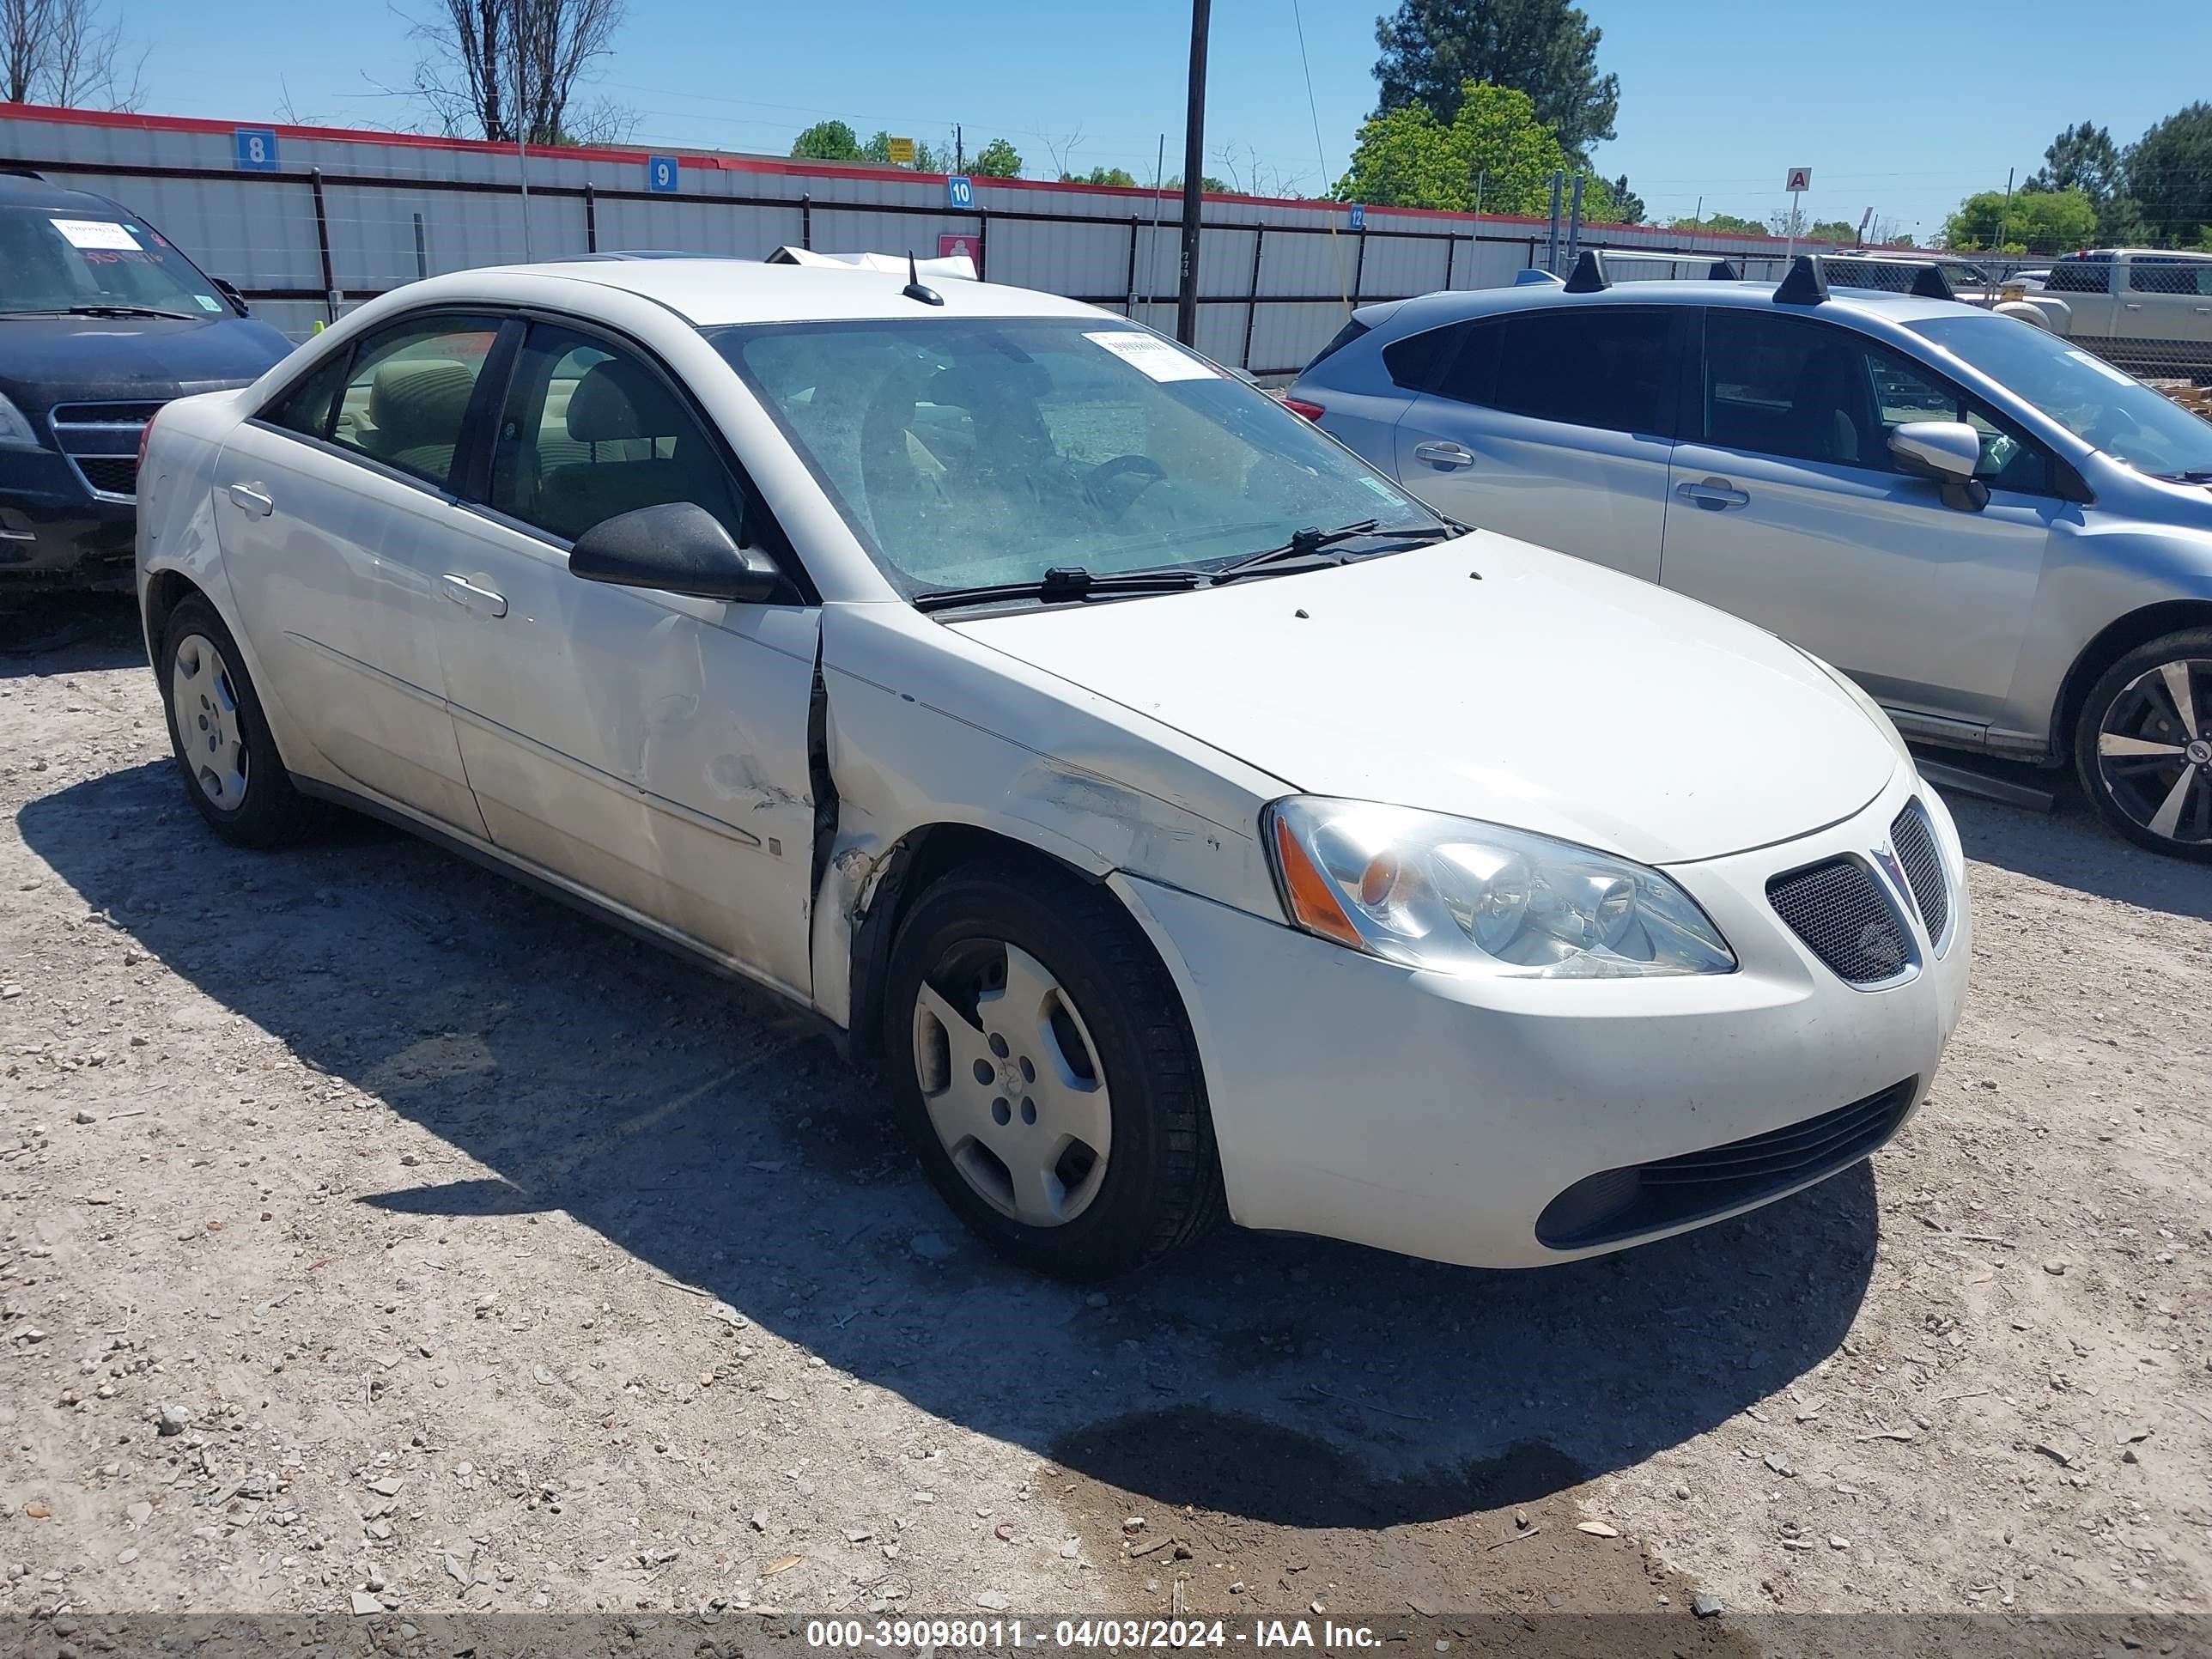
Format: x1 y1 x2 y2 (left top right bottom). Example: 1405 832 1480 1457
0 170 293 589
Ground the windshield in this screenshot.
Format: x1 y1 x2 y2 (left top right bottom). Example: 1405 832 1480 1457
1907 313 2212 480
714 317 1442 596
0 205 227 317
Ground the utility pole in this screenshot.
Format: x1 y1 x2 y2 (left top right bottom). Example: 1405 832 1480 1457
512 0 532 260
955 125 963 173
1996 165 2014 256
1176 0 1211 345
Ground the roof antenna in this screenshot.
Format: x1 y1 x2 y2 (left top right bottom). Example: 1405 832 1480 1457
902 251 945 307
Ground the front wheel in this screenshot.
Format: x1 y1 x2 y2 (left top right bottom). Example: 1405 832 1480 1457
883 861 1224 1280
2074 628 2212 861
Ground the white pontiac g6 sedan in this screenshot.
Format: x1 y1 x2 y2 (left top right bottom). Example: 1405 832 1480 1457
136 256 1970 1279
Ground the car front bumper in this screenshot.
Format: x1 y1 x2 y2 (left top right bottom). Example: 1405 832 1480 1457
0 450 135 589
1112 765 1970 1269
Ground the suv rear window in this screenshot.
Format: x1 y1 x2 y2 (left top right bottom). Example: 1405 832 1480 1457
1304 316 1370 372
1380 325 1462 394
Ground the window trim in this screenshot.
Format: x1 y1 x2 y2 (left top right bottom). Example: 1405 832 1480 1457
246 307 517 503
458 307 817 607
1693 306 2069 499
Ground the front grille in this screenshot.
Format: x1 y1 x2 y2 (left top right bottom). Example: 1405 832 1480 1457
49 400 161 502
1767 857 1912 984
1890 799 1950 945
1536 1078 1917 1249
74 456 139 496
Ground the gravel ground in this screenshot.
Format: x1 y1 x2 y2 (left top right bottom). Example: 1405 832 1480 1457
1 593 2208 1626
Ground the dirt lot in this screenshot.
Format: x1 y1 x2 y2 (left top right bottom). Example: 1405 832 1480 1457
2 593 2209 1627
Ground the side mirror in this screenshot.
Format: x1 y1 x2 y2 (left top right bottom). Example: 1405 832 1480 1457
568 501 782 603
212 277 249 316
1887 420 1990 511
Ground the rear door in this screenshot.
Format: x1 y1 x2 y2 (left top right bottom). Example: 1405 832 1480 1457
428 315 823 1000
1388 304 1681 583
211 313 508 834
2114 257 2212 362
1661 306 2063 726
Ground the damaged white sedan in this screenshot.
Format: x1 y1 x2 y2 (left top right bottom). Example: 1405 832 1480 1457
137 255 1969 1279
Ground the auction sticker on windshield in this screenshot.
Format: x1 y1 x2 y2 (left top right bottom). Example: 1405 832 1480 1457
49 218 140 251
1085 331 1217 382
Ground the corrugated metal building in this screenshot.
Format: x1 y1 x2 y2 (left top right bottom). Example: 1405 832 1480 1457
1 102 1803 371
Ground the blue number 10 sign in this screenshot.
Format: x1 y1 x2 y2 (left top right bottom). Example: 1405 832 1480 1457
945 175 975 210
647 155 679 193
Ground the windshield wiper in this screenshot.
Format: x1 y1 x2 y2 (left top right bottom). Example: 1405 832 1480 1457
2 304 199 320
1212 518 1460 581
2161 468 2212 483
912 565 1210 612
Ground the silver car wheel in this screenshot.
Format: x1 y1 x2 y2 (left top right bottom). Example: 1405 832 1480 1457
911 939 1113 1228
2096 656 2212 845
170 632 250 810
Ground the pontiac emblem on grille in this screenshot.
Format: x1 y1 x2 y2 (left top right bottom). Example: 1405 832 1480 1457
1869 839 1917 925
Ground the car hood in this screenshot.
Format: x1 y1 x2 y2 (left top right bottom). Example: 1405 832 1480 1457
0 314 293 412
950 533 1900 866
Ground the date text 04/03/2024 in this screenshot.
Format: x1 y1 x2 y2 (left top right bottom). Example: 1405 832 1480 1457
801 1618 1382 1650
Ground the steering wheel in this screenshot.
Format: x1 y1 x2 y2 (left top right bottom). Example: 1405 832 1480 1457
1084 454 1169 519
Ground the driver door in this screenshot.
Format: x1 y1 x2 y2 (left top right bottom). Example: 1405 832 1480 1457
431 316 822 1000
1661 308 2062 728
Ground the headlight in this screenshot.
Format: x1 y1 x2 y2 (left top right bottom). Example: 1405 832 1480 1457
0 392 41 450
1796 647 1911 766
1264 797 1735 979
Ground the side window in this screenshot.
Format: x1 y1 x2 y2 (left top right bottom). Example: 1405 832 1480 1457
1704 309 2055 492
261 351 349 441
2127 259 2208 295
2044 260 2110 295
489 325 744 545
1486 308 1671 435
326 317 502 489
1382 323 1470 395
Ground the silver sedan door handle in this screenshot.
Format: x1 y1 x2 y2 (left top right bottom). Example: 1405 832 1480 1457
225 482 274 517
1675 479 1749 510
1412 440 1475 470
440 573 508 618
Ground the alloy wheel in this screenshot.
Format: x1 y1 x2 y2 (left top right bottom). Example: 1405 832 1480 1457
2096 657 2212 847
910 938 1112 1227
170 632 250 810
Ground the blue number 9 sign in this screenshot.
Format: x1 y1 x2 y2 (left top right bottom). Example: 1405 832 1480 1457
647 155 679 194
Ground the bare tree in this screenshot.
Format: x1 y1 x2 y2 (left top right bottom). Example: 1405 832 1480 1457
3 0 144 110
407 0 629 146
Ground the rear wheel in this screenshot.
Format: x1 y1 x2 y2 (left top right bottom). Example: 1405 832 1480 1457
159 593 328 848
883 861 1224 1280
2074 628 2212 861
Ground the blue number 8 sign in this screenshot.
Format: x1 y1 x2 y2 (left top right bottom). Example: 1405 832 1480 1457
234 128 279 172
647 155 679 194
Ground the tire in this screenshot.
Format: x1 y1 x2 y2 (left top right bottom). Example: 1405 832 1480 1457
2072 627 2212 862
882 860 1225 1280
158 593 329 848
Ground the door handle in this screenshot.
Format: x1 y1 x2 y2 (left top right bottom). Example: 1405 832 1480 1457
225 482 274 517
1675 479 1749 510
440 573 508 618
1412 440 1475 469
2123 301 2142 310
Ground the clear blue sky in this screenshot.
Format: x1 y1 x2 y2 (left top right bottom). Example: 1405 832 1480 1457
121 0 2211 240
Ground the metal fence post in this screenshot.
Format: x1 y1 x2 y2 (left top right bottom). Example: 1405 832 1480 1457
1241 225 1266 369
584 182 598 252
1351 226 1368 304
801 192 812 252
309 167 337 324
1126 214 1140 316
1443 232 1456 291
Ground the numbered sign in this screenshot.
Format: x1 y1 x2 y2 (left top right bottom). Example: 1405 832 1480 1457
1784 167 1813 192
1348 203 1366 231
945 175 975 210
234 128 280 173
647 155 679 194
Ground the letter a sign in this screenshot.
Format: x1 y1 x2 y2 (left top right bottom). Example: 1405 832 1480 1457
1784 167 1813 192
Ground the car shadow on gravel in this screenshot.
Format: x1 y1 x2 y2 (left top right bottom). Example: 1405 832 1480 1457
20 759 1881 1530
1947 792 2212 924
0 592 145 679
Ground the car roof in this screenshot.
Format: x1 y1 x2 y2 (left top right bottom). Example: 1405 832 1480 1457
410 257 1103 327
1372 278 1975 335
0 169 122 213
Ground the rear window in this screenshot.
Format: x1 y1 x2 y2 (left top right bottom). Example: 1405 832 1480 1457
1304 316 1370 372
2043 259 2110 295
1380 325 1463 394
1486 308 1673 435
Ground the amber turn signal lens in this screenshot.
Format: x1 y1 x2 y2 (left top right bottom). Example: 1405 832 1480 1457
1272 813 1362 947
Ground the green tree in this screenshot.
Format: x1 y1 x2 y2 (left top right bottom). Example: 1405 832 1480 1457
1334 81 1576 214
1805 219 1857 243
1163 174 1231 193
2026 120 2140 243
1060 165 1139 187
790 119 863 161
1666 211 1767 236
970 137 1023 178
1372 0 1617 163
2126 103 2212 247
1603 173 1644 224
1943 187 2097 254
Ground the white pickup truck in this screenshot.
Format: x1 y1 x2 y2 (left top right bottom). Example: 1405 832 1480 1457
2014 250 2212 380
